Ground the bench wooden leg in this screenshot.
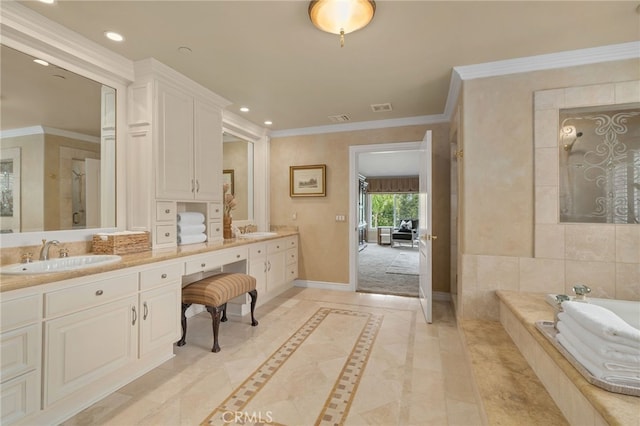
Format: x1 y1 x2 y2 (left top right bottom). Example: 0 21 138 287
221 303 228 322
206 305 222 353
177 303 191 346
249 289 259 326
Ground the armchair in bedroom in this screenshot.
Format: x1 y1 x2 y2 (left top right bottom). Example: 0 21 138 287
391 219 418 247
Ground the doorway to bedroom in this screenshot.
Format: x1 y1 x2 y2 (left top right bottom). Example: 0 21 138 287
355 150 420 298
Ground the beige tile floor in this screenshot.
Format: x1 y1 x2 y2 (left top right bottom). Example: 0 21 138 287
64 288 484 426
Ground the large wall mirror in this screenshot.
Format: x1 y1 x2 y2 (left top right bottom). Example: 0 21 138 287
0 44 117 234
559 103 639 224
223 132 254 221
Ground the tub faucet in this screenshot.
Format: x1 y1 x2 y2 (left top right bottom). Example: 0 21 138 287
573 284 591 300
40 239 60 261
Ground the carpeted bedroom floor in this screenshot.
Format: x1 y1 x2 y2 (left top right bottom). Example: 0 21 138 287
357 242 419 297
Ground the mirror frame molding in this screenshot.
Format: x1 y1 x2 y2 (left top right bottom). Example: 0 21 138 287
0 2 134 247
223 110 270 232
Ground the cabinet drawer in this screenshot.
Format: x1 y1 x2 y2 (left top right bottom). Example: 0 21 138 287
184 248 248 275
208 221 222 240
155 225 176 245
139 263 183 291
249 243 267 259
267 239 286 254
1 324 40 383
156 201 176 222
285 247 298 265
284 236 298 249
286 264 298 282
1 295 40 332
208 203 223 221
0 370 39 425
45 273 138 318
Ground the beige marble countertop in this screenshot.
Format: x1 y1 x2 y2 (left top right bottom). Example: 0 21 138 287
496 290 640 426
0 231 298 293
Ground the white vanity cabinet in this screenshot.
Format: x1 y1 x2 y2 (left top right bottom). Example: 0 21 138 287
247 236 299 305
128 58 231 248
0 292 42 425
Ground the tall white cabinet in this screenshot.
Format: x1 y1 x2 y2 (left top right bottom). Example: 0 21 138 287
128 58 230 248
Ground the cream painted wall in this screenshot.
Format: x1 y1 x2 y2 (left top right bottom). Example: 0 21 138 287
458 58 640 320
269 123 451 293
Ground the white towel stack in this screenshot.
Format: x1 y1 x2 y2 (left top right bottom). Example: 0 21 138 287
556 301 640 388
176 212 207 245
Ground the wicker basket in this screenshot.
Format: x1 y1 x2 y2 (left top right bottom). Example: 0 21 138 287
92 231 150 255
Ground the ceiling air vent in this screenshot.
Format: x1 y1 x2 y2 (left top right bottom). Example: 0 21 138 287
328 114 351 123
371 103 393 112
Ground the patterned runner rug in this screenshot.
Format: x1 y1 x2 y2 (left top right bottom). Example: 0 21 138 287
201 307 383 426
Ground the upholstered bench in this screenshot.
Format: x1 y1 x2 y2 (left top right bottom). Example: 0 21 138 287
177 272 258 352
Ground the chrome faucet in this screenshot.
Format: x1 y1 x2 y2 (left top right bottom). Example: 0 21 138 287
40 239 60 261
573 284 591 300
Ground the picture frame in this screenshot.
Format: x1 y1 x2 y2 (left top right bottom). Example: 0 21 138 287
223 169 234 195
290 164 326 197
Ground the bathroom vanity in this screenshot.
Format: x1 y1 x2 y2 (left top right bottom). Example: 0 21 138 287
0 233 298 425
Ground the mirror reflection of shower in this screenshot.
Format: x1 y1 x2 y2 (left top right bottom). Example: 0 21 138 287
559 103 640 224
71 159 86 227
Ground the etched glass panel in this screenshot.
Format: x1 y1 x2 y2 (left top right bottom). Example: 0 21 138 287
0 159 14 217
559 103 640 224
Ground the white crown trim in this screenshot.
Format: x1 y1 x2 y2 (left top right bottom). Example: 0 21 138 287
0 126 99 143
454 41 640 81
269 114 448 138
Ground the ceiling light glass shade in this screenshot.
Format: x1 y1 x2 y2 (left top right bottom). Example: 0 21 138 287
309 0 375 46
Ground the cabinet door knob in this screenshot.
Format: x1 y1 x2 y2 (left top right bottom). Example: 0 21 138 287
201 263 206 268
165 209 170 214
161 273 167 279
236 254 240 259
95 289 104 296
165 232 170 237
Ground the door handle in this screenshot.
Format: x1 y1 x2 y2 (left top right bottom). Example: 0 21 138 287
427 235 438 241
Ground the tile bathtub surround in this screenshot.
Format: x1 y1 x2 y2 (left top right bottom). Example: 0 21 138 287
63 288 487 426
496 290 639 426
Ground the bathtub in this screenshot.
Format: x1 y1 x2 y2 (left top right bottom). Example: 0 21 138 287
539 294 640 396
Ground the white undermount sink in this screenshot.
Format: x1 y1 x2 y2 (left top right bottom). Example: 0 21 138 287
238 232 278 239
0 255 122 275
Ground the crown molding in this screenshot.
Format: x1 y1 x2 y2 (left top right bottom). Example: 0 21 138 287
453 41 640 81
0 126 99 143
0 1 134 85
269 114 447 138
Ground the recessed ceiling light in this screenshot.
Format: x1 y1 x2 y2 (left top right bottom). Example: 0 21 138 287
264 121 273 126
104 31 124 42
178 46 192 54
240 107 250 113
33 59 49 66
39 0 55 4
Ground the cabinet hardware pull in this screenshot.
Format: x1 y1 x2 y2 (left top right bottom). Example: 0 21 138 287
258 250 261 254
215 208 219 213
95 290 104 296
143 302 148 320
165 209 170 214
196 180 200 192
161 273 167 279
216 227 220 232
165 232 170 237
201 263 206 267
236 254 240 258
267 260 271 271
263 261 267 273
132 306 137 326
191 179 195 193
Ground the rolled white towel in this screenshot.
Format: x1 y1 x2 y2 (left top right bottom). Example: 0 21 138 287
177 233 207 245
177 212 205 225
561 301 640 346
177 223 206 235
557 333 640 387
557 322 640 374
558 313 640 359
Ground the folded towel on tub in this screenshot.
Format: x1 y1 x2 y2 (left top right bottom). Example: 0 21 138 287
557 333 640 388
561 301 640 346
557 321 640 373
177 223 206 235
177 212 205 225
557 313 640 359
177 233 207 245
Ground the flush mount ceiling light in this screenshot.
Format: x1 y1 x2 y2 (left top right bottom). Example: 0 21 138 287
104 31 124 42
308 0 375 47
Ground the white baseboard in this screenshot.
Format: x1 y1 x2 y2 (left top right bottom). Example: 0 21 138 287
294 280 352 292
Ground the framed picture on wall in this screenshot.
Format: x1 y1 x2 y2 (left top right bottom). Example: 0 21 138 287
290 164 326 197
223 169 234 195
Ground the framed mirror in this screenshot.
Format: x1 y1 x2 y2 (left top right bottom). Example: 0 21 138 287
223 132 254 221
0 44 117 234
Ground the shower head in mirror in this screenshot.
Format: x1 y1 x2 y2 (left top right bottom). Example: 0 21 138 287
560 125 583 151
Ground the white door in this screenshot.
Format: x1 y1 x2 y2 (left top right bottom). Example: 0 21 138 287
418 131 433 323
85 158 100 228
